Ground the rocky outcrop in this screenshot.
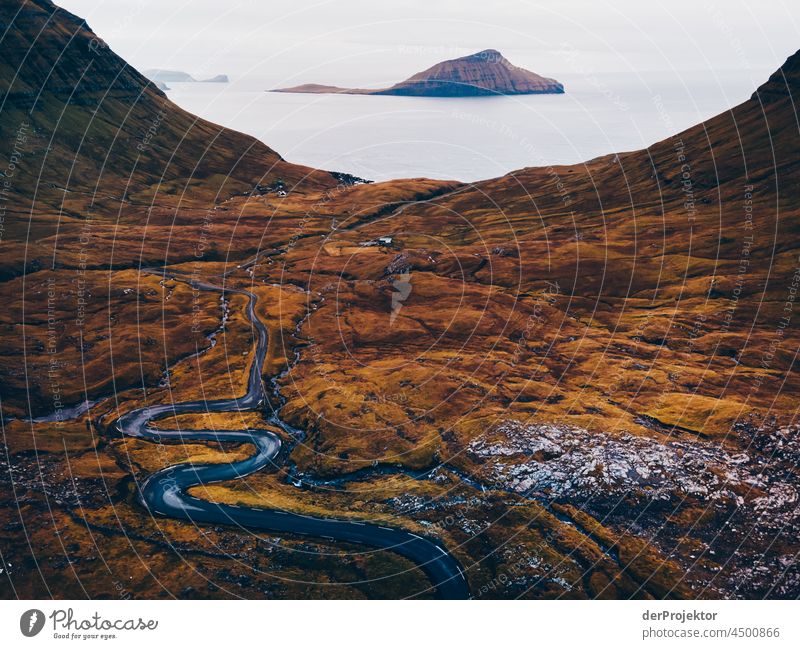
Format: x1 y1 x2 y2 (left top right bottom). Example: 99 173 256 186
273 49 563 97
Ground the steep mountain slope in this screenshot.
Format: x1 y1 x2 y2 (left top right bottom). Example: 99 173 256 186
273 49 563 96
0 0 338 276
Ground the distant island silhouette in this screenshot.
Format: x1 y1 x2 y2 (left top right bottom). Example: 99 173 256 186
145 69 229 84
271 49 564 97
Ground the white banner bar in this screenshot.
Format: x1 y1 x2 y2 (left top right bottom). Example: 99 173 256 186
1 600 798 648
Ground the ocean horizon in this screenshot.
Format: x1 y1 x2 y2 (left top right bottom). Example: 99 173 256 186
164 67 767 183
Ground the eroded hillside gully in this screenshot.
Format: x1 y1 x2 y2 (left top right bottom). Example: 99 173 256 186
111 272 470 599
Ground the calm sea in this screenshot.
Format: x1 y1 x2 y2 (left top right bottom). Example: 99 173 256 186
164 69 768 183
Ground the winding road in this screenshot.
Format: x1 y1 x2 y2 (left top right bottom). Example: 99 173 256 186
112 277 470 599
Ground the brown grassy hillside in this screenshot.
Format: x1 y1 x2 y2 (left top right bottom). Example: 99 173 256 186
1 0 799 599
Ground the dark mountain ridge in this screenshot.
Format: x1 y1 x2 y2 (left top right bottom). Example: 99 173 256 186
0 0 336 215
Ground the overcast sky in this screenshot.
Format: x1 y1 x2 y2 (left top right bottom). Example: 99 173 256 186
57 0 799 89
